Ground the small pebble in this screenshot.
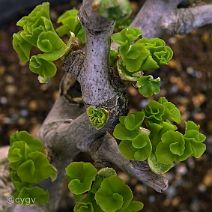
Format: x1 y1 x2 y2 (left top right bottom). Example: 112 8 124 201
29 100 38 111
139 99 150 108
5 75 14 84
0 97 7 105
198 184 206 192
5 85 16 95
170 85 178 94
148 195 155 203
20 109 28 117
166 186 176 198
176 164 187 176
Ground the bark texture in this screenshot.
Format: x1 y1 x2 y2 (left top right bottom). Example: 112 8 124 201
132 0 212 37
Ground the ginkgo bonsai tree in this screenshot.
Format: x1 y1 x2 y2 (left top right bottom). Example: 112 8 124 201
7 0 211 211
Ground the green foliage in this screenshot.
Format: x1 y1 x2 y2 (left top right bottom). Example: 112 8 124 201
113 97 206 174
112 28 141 46
13 32 32 64
66 162 143 212
136 76 160 97
15 186 49 204
184 121 206 158
148 154 173 174
8 131 57 204
145 97 181 124
112 28 173 73
155 131 185 165
95 175 133 211
29 56 57 82
137 38 173 68
74 200 95 212
56 9 86 43
111 27 173 98
86 106 109 129
93 0 132 21
12 2 69 83
115 18 131 32
65 162 97 195
113 111 152 161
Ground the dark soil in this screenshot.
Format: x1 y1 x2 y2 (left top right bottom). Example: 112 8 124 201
0 1 211 212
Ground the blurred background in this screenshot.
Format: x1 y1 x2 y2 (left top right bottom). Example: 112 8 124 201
0 0 211 211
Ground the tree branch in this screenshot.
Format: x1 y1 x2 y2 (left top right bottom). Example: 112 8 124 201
131 0 212 37
164 4 212 35
87 133 168 193
78 0 118 105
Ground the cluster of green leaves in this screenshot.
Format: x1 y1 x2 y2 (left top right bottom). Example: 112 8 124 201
113 97 206 174
56 9 86 43
86 106 109 129
65 162 143 212
8 131 57 204
111 28 173 97
12 2 69 83
93 0 132 21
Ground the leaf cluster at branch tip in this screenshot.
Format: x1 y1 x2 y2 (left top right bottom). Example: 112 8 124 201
113 97 206 174
66 162 144 212
8 131 57 205
12 2 69 83
111 27 173 97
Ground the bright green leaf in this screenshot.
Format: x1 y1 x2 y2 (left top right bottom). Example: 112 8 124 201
17 186 49 205
137 75 160 97
111 28 142 46
124 111 145 130
91 167 117 194
119 140 136 160
12 32 32 64
65 162 97 195
144 100 165 123
113 124 139 140
9 131 43 152
17 151 57 183
29 56 57 82
159 97 181 124
148 154 173 174
95 175 132 212
74 201 94 212
155 131 185 164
